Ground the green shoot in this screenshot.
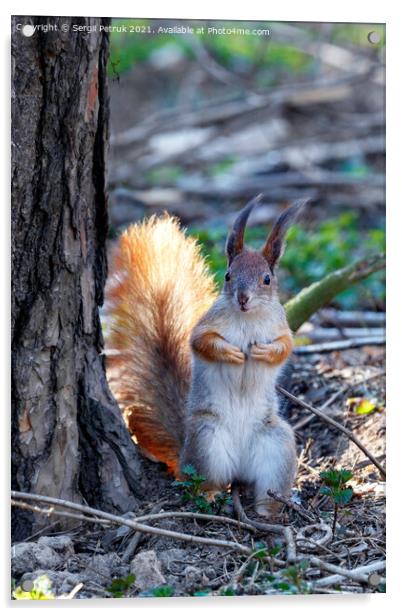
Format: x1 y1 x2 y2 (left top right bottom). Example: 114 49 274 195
173 464 231 514
106 573 136 598
319 468 354 535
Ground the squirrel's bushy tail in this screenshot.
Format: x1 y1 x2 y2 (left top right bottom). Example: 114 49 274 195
105 214 217 475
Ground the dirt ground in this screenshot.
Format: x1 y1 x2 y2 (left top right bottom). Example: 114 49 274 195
11 344 385 598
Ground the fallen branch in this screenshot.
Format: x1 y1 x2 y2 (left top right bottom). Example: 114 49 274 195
121 501 167 563
266 490 316 523
293 386 347 432
276 386 386 478
11 491 250 555
294 335 385 354
176 171 383 199
134 510 257 532
63 583 84 600
285 254 385 333
355 453 386 471
11 491 383 589
299 327 385 343
231 483 297 563
11 499 113 527
310 559 385 587
193 135 385 174
316 308 385 328
110 69 376 149
295 523 333 550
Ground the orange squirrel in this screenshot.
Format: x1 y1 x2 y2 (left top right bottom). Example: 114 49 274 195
105 195 306 516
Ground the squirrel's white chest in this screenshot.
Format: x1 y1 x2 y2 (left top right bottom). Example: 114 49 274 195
221 310 276 351
196 312 282 422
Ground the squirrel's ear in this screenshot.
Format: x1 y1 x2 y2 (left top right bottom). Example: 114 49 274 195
261 198 309 271
226 194 263 265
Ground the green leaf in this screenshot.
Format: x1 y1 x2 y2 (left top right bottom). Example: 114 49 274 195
319 486 333 496
298 559 310 570
107 573 136 597
333 488 353 505
219 587 235 596
320 470 341 487
182 464 197 476
338 469 353 483
274 582 291 591
320 468 353 487
193 589 210 596
268 544 282 557
151 585 175 597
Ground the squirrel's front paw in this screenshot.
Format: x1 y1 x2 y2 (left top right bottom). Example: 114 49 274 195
222 343 245 365
250 343 277 364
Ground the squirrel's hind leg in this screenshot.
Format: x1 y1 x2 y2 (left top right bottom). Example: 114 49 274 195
180 411 236 493
247 417 297 519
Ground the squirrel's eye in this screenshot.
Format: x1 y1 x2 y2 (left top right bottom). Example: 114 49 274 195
263 274 271 285
225 272 231 282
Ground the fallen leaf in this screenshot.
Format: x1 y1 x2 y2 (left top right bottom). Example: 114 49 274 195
346 397 383 415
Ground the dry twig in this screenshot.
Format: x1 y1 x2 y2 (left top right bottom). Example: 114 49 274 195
276 386 386 478
11 492 251 555
310 558 385 587
266 489 316 523
294 335 385 354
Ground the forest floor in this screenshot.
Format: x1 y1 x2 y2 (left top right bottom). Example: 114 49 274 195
11 32 386 600
11 344 385 599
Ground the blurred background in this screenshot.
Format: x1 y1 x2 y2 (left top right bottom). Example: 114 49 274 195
107 19 385 311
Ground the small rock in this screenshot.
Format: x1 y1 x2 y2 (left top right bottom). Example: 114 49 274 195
158 548 187 571
11 543 36 577
130 550 166 591
184 565 203 589
204 565 217 580
38 535 74 556
82 553 121 586
33 544 62 570
11 542 62 577
64 554 83 573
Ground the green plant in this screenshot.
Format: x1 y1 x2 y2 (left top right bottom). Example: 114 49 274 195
251 540 282 560
265 560 311 594
173 464 213 513
319 468 354 535
107 574 136 598
193 588 211 596
213 490 233 513
251 540 274 561
219 586 236 596
173 464 231 514
150 585 175 597
12 575 55 600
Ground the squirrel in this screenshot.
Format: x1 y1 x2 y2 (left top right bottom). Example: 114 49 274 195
105 194 306 517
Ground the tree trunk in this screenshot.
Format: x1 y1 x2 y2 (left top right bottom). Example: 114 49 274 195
11 16 144 541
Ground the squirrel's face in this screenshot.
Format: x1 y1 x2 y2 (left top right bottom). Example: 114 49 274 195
223 194 309 314
223 250 277 312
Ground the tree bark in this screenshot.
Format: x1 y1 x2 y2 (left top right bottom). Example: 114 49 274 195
11 16 144 541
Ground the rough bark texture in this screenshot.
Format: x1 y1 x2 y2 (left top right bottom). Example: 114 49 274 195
11 16 144 541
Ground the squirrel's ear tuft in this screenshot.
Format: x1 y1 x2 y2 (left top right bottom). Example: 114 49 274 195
226 194 263 265
261 198 309 271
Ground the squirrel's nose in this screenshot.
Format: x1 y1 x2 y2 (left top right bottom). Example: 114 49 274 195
238 291 250 309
